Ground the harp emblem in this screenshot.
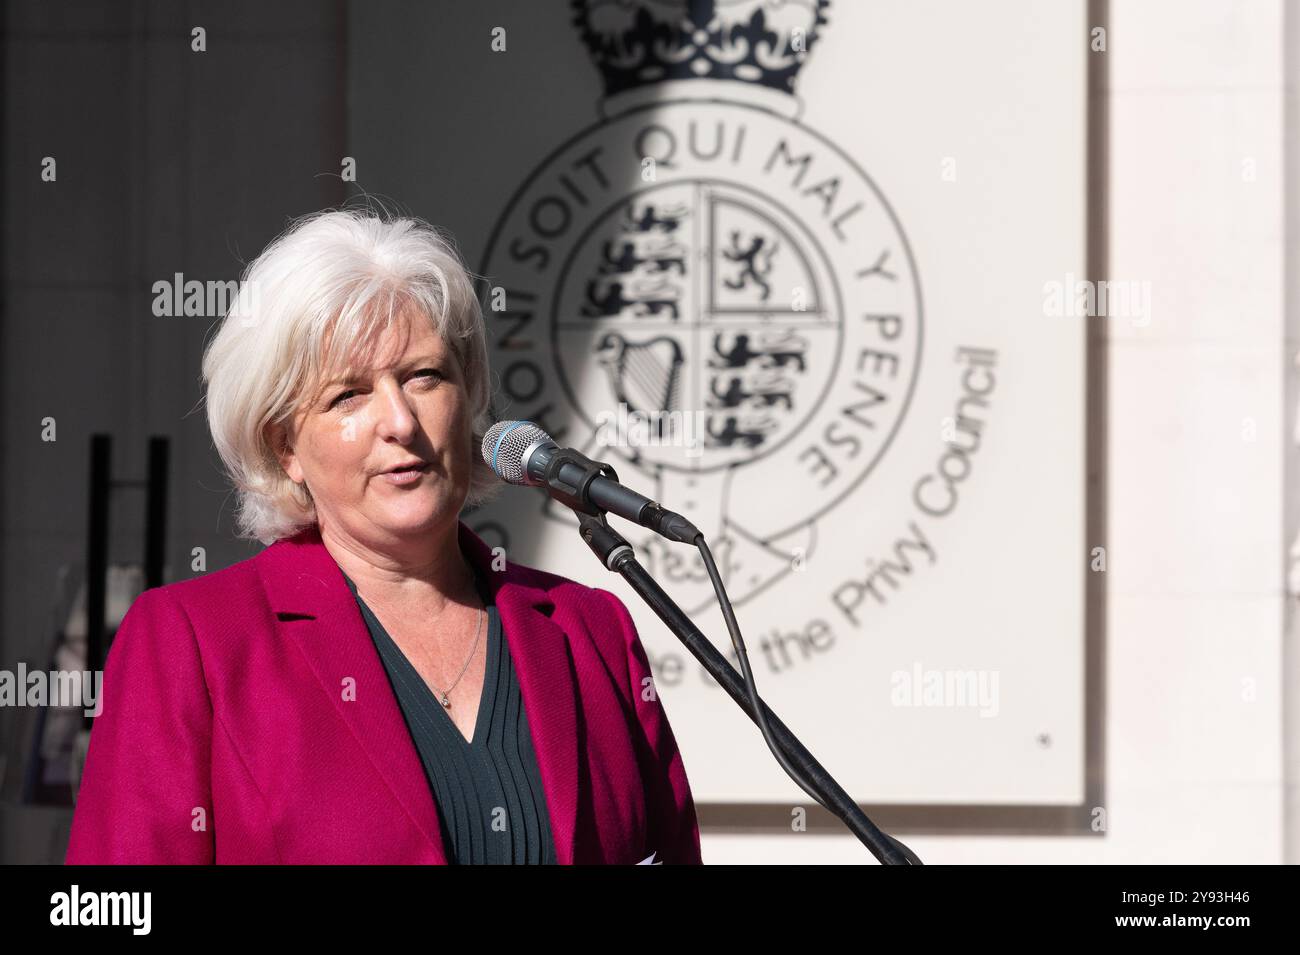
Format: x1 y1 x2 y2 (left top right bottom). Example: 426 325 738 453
595 332 685 439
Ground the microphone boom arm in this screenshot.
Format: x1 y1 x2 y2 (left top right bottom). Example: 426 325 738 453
575 510 920 865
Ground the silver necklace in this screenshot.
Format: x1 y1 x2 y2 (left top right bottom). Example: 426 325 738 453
355 574 485 709
428 601 484 709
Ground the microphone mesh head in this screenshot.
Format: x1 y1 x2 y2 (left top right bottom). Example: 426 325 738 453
481 420 550 485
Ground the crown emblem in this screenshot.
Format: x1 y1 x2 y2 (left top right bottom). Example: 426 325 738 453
572 0 831 97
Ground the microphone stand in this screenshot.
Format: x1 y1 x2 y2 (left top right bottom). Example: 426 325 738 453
574 509 918 865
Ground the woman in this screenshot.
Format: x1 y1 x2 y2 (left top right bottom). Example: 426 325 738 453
65 207 702 864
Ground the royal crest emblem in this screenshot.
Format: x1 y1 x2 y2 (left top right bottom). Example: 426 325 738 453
480 0 923 611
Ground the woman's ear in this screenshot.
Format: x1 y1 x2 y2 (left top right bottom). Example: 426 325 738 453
266 421 302 482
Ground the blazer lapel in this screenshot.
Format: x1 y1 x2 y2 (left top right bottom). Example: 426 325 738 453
255 521 580 866
457 521 580 865
255 525 448 861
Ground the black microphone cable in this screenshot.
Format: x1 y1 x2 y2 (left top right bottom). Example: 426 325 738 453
693 533 922 866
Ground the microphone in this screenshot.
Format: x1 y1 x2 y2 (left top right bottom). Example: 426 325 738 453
481 420 701 544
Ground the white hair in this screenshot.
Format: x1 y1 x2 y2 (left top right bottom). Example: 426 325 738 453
201 205 502 545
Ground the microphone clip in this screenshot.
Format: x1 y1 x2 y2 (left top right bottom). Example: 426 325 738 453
541 446 621 518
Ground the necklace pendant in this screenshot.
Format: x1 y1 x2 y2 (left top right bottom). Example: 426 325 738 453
440 693 451 708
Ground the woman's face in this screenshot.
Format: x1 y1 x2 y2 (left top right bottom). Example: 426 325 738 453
273 307 474 547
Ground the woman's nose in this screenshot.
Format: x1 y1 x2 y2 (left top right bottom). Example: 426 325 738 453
374 378 418 439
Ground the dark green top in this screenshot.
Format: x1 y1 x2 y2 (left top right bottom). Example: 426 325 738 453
342 571 557 865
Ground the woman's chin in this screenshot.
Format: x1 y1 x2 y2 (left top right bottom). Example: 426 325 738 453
367 496 452 534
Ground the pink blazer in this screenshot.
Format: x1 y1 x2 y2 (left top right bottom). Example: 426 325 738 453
65 520 702 864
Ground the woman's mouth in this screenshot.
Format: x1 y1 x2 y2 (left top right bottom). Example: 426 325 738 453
380 463 430 485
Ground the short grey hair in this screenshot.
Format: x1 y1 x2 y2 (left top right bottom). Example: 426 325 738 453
201 205 502 545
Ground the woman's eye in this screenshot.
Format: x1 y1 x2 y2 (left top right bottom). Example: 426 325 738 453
328 370 440 410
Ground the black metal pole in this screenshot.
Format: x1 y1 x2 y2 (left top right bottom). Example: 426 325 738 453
144 436 169 589
85 434 110 726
